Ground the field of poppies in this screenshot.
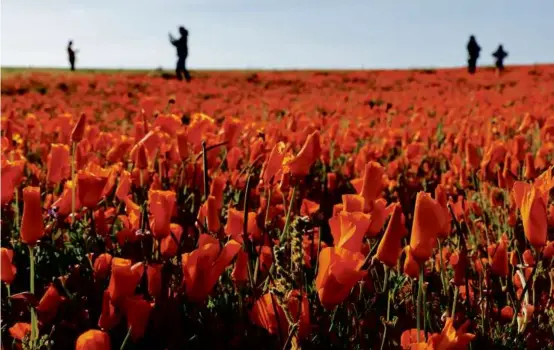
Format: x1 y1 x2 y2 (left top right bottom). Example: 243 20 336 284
1 65 554 350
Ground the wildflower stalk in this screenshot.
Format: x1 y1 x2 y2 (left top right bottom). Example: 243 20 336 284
417 266 424 343
380 289 392 350
120 326 132 350
452 285 459 317
279 185 297 242
201 141 209 201
29 245 38 345
242 172 256 293
437 239 447 295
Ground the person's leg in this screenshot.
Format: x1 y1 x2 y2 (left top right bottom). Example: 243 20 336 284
183 57 191 82
70 59 75 71
176 57 184 80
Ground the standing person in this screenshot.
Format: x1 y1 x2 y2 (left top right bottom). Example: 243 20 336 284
467 35 481 74
492 44 508 73
169 26 191 82
67 41 78 71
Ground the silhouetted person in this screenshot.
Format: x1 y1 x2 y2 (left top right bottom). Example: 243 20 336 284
492 44 508 72
467 35 481 74
169 26 191 82
67 41 78 71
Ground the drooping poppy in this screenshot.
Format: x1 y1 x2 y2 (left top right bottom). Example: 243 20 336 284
20 186 45 245
284 130 321 176
434 184 451 238
148 190 176 239
448 250 467 286
231 250 249 283
1 248 17 284
181 234 241 302
367 198 388 236
315 246 367 309
403 247 420 279
262 142 286 186
376 203 408 267
75 329 111 350
300 198 320 217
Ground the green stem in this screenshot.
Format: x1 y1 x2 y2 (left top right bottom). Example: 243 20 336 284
380 291 392 350
452 286 458 317
29 245 38 344
120 326 133 350
279 185 297 242
417 266 424 343
383 265 389 293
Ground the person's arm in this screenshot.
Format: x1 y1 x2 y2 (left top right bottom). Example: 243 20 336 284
169 33 177 45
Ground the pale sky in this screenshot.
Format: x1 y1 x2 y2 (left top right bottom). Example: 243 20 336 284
1 0 553 70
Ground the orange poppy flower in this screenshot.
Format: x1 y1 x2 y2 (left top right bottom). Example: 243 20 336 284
1 248 17 284
161 223 183 258
427 318 475 349
300 198 320 217
107 258 144 305
465 141 481 171
52 180 81 216
226 147 243 171
46 143 70 185
197 196 221 233
434 184 451 238
400 328 426 349
77 170 109 209
71 113 87 143
329 212 369 253
75 329 111 350
1 159 25 205
376 203 408 267
9 322 31 341
231 250 249 283
261 142 285 186
520 186 547 249
181 234 241 302
147 263 163 298
123 296 153 342
448 250 467 286
360 161 384 211
21 186 45 245
115 170 131 202
209 175 226 210
94 253 113 280
284 130 321 176
250 291 311 340
342 194 365 213
403 247 420 279
315 247 367 309
148 190 176 239
36 284 64 323
106 136 134 164
135 143 148 170
490 241 509 278
367 198 388 237
409 192 446 262
98 290 121 331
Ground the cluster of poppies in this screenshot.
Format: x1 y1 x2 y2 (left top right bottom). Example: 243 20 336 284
1 66 554 349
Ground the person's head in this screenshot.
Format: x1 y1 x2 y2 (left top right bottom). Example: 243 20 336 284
179 26 187 36
499 44 503 50
68 40 73 46
469 35 475 41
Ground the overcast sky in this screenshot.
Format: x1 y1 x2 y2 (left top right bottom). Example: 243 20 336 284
2 0 553 70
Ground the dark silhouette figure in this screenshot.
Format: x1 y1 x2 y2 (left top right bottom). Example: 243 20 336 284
467 35 481 74
67 41 78 71
492 45 508 72
169 26 191 82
